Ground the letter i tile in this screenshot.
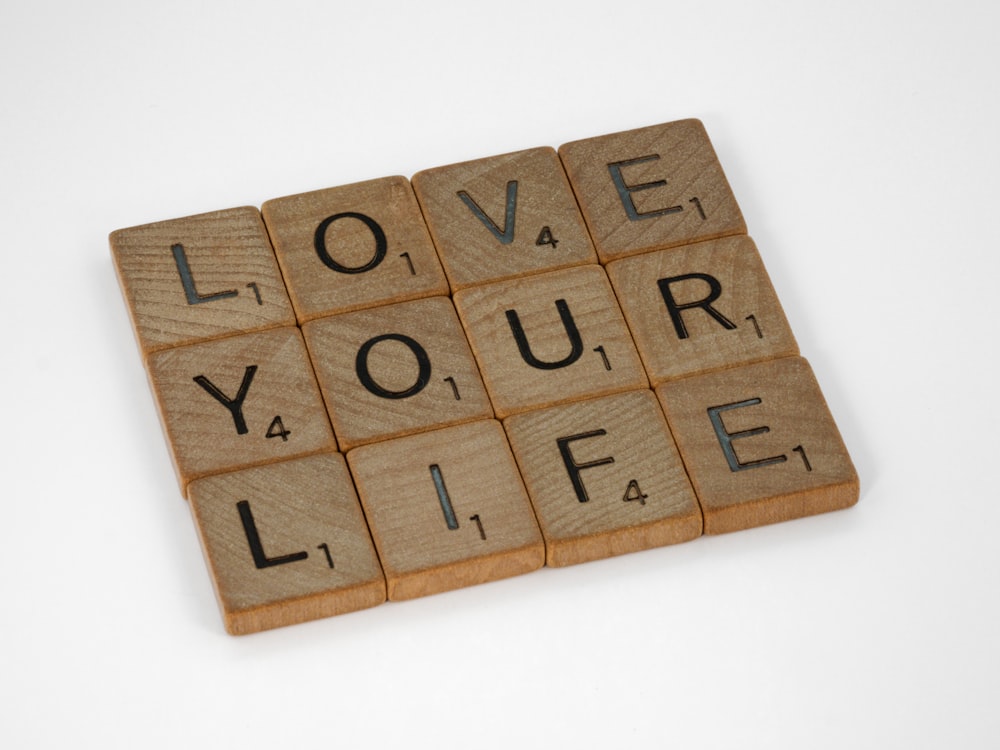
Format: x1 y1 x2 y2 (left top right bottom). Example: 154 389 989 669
188 452 386 635
655 357 858 534
110 206 296 357
347 420 545 601
504 390 702 567
145 327 337 495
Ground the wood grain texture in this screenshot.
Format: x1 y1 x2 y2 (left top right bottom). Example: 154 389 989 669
559 119 746 263
656 357 858 534
112 119 860 634
146 326 337 495
453 265 648 418
412 146 597 290
188 452 385 635
504 390 702 567
347 420 544 600
261 176 449 323
605 235 799 384
301 296 493 450
110 206 295 357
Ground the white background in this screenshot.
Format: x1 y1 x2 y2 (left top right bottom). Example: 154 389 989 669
3 1 998 747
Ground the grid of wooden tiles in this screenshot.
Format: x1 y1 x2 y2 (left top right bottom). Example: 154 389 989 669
111 118 859 635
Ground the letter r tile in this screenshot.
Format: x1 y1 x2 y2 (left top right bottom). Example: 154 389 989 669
110 206 295 358
504 390 702 567
347 420 544 601
656 357 858 534
559 119 746 263
412 147 597 290
188 452 385 635
606 235 798 384
261 176 449 323
146 327 337 495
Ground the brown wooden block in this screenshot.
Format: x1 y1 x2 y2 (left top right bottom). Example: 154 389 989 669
146 326 337 495
110 206 295 357
188 452 386 635
411 147 597 290
301 296 493 451
559 119 746 263
347 420 544 600
655 357 858 534
261 176 449 323
453 265 648 418
504 390 702 567
606 235 798 385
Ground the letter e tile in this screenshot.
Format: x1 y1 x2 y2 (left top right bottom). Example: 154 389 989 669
656 357 858 534
146 327 337 495
347 421 544 600
188 453 385 635
110 207 295 357
559 119 746 263
504 390 702 567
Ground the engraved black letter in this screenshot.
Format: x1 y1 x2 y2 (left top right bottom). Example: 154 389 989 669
506 299 584 370
457 181 518 244
607 155 682 221
171 243 238 304
193 365 257 435
556 430 616 503
355 333 431 399
657 273 737 339
707 398 787 472
314 212 387 274
429 464 460 530
237 500 309 569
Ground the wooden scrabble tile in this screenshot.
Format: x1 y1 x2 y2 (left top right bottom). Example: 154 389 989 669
559 119 746 263
504 390 702 567
112 119 861 635
411 147 597 290
261 176 450 323
146 326 337 495
110 206 296 357
655 357 858 534
605 235 798 384
453 265 648 418
301 296 493 451
347 420 545 600
188 452 386 635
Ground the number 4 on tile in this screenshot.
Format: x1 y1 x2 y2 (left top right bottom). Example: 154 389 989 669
536 226 558 249
623 479 647 505
266 416 290 441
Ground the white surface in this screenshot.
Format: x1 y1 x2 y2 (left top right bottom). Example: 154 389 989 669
3 1 998 747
